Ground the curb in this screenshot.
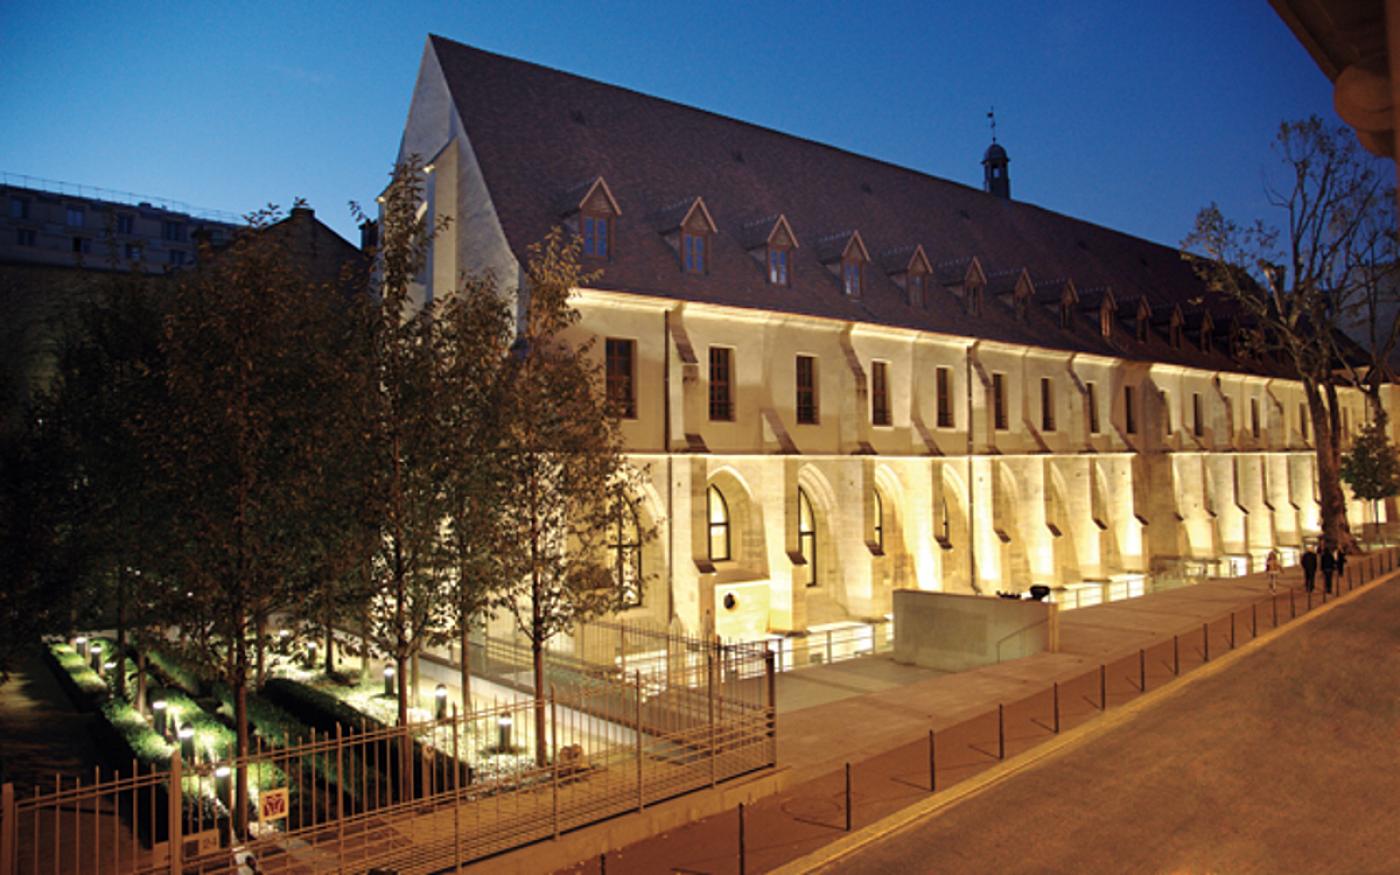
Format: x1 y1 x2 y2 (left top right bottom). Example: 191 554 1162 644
771 567 1398 875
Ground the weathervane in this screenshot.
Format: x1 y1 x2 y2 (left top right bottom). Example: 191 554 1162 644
987 106 997 144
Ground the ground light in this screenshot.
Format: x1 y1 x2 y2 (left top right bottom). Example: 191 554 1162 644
383 665 395 697
497 713 513 751
152 699 168 735
214 765 231 801
178 725 195 761
75 635 89 659
435 684 448 720
89 642 103 673
305 640 317 669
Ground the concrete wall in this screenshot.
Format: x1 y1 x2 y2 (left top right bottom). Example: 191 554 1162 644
892 589 1054 672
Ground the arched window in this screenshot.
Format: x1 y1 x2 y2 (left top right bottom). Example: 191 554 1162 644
873 490 885 552
707 485 730 562
610 503 642 608
798 487 817 587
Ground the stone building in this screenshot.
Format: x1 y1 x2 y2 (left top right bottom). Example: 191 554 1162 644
395 36 1386 643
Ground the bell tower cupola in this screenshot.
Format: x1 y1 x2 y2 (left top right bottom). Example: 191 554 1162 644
982 107 1010 199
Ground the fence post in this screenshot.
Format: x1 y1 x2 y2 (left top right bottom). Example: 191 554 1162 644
551 688 560 840
168 751 183 875
738 802 747 875
844 762 852 832
707 649 717 787
336 723 346 872
1 782 14 875
928 729 937 791
635 670 644 812
766 651 777 766
452 704 462 873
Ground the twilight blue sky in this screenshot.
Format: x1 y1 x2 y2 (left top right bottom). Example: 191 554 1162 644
0 1 1379 248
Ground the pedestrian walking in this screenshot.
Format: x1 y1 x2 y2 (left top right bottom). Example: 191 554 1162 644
1265 549 1281 594
1320 544 1337 594
1336 546 1348 589
1301 545 1318 593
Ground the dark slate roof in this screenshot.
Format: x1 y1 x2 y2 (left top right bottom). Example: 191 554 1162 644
428 35 1288 377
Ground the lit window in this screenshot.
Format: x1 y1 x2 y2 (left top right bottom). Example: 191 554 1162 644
609 503 642 608
66 207 84 228
605 338 636 419
709 347 734 421
936 367 953 428
768 246 789 285
684 232 706 273
798 487 817 587
871 361 891 426
796 355 817 424
707 485 730 562
992 373 1008 431
843 260 862 297
582 213 609 258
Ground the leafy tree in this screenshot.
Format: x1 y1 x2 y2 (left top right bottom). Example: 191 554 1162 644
1184 117 1397 550
1341 417 1400 527
145 206 363 834
494 228 653 766
434 275 514 711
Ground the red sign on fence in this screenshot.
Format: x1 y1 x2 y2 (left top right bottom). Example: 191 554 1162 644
259 788 289 823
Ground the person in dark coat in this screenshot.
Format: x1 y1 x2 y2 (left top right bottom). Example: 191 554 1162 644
1301 546 1318 593
1336 546 1348 589
1320 545 1337 594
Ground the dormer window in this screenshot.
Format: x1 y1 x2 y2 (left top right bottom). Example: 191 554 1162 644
1059 301 1073 330
1201 329 1213 354
843 259 862 296
768 245 789 285
1170 321 1183 349
1137 313 1149 342
684 230 707 274
583 212 610 258
967 282 983 316
1100 300 1115 338
909 272 926 308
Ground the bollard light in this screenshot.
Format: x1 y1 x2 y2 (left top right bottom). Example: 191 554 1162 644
305 640 318 669
152 699 168 735
178 725 195 761
434 684 448 720
497 713 513 751
102 660 116 680
383 665 396 697
214 765 231 799
75 635 89 659
89 642 104 673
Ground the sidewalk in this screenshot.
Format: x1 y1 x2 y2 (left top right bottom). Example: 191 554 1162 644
504 553 1395 874
0 649 102 793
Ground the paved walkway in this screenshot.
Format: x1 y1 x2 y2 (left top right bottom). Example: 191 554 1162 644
536 553 1394 873
826 565 1400 875
0 649 102 793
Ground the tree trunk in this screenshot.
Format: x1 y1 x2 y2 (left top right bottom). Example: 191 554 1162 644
254 613 266 689
411 649 420 715
459 620 472 712
532 571 547 767
1308 381 1352 549
114 572 128 701
234 632 250 838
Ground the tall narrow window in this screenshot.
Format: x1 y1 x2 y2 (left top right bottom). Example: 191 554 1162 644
872 491 885 552
605 338 636 419
709 347 734 421
798 487 817 587
1192 393 1204 437
871 361 891 426
684 231 706 273
582 213 610 258
993 373 1008 431
1087 382 1100 434
935 366 953 428
1299 402 1309 441
768 246 789 285
707 485 730 562
909 272 927 308
1251 398 1260 438
1040 378 1056 431
796 355 818 424
609 503 642 608
1124 386 1137 435
843 260 862 297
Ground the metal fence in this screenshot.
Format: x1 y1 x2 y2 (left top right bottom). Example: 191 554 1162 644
2 636 775 874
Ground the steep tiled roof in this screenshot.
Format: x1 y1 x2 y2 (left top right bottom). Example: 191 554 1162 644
428 35 1288 377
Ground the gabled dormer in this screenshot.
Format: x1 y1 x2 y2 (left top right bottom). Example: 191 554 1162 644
559 176 621 260
1033 278 1078 330
817 230 871 298
880 245 933 308
1132 296 1152 342
937 256 986 315
1168 305 1185 349
1078 286 1118 338
740 214 800 286
986 268 1034 321
656 196 718 274
1193 310 1216 354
